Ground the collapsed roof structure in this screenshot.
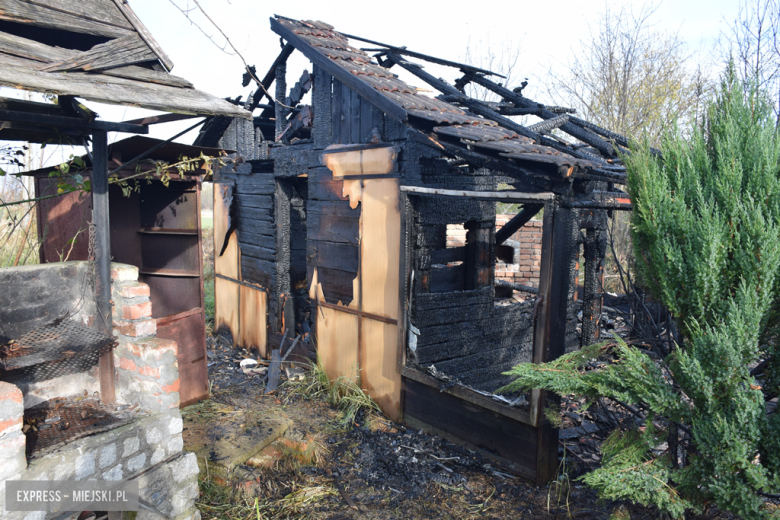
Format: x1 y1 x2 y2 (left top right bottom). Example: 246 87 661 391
205 16 632 483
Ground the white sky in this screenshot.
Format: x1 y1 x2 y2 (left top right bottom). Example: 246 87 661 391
2 0 745 168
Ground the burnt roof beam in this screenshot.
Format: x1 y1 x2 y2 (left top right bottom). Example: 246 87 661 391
336 32 504 78
270 17 407 123
256 43 295 116
468 74 618 158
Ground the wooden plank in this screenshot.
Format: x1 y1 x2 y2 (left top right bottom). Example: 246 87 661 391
317 305 359 383
22 0 133 28
271 17 407 124
110 0 173 71
214 183 239 279
361 319 401 422
360 178 400 319
40 33 156 72
0 0 133 37
0 61 249 118
0 29 71 62
215 277 239 346
400 366 533 425
240 285 267 357
400 185 555 203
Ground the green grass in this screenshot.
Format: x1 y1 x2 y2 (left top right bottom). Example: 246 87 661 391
202 216 213 228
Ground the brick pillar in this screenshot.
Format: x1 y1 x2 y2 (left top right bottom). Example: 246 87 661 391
110 264 181 412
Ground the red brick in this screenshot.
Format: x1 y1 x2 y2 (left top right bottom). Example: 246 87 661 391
519 255 530 260
118 357 138 372
121 301 152 320
162 380 180 393
114 318 156 337
117 283 150 298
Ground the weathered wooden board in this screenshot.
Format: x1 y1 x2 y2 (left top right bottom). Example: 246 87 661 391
0 61 248 117
317 304 359 384
0 0 133 38
215 277 239 345
40 34 155 72
240 285 267 357
23 0 133 28
110 0 174 71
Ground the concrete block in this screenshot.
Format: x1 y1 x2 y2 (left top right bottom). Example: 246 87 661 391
75 451 95 480
99 443 117 468
123 436 140 457
127 452 147 472
103 464 123 481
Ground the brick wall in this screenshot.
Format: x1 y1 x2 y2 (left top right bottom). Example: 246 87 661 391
495 216 543 288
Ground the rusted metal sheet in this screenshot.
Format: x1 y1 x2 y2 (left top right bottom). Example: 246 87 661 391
156 310 208 407
35 175 92 263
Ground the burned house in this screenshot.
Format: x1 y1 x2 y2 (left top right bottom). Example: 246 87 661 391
206 17 630 483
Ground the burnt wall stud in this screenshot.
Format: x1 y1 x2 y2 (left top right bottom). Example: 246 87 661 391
275 62 288 141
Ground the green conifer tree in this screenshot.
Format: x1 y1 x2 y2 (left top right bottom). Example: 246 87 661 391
502 63 780 519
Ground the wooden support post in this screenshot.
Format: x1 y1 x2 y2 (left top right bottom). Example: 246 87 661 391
92 129 115 404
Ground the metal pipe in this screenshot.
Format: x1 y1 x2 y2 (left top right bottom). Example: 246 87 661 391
91 129 116 404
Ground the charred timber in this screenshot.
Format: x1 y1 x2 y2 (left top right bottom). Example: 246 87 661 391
467 74 616 158
527 114 569 135
495 203 544 245
564 191 632 210
331 29 504 77
399 185 554 203
495 279 540 295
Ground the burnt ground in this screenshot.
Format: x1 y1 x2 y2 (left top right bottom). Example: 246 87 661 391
190 329 742 520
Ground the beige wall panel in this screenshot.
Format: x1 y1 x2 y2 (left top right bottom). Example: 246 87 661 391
240 285 267 357
361 319 402 422
317 306 359 384
214 183 239 279
215 277 239 346
361 178 400 319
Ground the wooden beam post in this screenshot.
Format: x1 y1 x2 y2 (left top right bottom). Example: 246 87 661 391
92 129 115 404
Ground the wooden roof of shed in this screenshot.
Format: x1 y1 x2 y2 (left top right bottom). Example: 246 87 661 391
0 0 249 118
